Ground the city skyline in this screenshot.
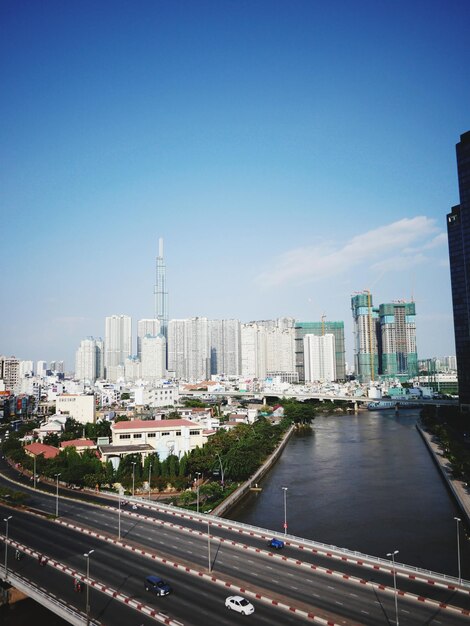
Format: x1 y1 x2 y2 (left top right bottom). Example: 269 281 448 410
1 1 469 368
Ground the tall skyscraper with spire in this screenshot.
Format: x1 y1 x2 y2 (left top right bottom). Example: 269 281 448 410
154 237 168 340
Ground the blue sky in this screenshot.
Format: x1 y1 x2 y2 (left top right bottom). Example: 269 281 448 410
1 0 469 370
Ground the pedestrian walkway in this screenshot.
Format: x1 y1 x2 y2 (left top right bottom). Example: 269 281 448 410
417 425 470 524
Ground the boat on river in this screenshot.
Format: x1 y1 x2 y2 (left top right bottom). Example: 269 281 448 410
367 400 398 410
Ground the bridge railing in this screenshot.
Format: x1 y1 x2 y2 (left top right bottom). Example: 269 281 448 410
1 568 94 625
109 493 469 589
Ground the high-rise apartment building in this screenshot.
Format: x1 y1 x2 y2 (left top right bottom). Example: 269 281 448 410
351 293 418 383
0 356 20 391
137 319 161 359
447 131 470 411
351 292 379 383
124 356 142 382
303 333 336 382
209 319 241 376
185 317 210 381
75 338 104 382
50 361 64 374
378 302 418 380
167 319 186 379
104 315 132 382
167 317 210 381
265 325 296 375
141 334 166 381
295 321 346 381
240 319 296 380
19 361 34 378
241 323 267 379
36 360 48 378
154 238 168 340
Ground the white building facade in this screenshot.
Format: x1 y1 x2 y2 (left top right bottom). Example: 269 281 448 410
303 333 336 382
75 337 104 383
56 394 96 424
132 384 177 407
137 319 161 358
168 317 210 381
105 315 132 382
141 334 166 382
241 323 267 379
110 418 204 461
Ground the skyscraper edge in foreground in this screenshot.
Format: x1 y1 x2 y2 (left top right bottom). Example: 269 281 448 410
447 131 470 411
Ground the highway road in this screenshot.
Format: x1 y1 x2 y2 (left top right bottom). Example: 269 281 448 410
1 461 470 625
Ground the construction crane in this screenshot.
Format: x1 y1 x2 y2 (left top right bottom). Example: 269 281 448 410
321 313 326 336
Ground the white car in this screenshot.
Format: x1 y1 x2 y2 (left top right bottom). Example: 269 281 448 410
225 595 255 615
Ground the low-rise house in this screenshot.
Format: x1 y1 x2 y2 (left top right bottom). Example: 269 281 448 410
33 415 67 442
132 384 178 408
220 420 245 431
100 419 205 467
25 442 59 460
226 413 248 424
60 438 96 454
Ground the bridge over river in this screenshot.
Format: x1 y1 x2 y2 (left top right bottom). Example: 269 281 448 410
181 388 458 405
1 465 469 626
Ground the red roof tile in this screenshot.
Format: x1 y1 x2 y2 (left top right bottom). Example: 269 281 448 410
25 443 59 459
60 439 95 448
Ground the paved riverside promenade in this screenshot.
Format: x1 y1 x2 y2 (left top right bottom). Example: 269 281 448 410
417 425 470 525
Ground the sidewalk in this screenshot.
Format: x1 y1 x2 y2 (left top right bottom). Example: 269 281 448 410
417 425 470 525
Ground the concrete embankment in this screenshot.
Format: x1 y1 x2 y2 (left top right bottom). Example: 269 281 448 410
212 424 296 517
417 425 470 525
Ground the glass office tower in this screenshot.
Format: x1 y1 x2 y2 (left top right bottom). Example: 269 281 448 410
447 131 470 411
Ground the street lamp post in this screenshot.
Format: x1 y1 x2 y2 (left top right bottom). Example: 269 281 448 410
282 487 288 536
148 463 152 500
454 517 462 584
33 455 37 489
207 520 211 572
215 452 225 486
55 473 61 518
387 550 399 626
84 549 95 626
3 516 12 582
195 472 201 514
131 462 136 499
118 491 121 540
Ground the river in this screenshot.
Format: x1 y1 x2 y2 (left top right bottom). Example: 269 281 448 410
226 409 470 579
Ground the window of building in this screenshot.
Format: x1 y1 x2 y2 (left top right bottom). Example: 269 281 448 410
176 431 181 436
161 431 170 436
148 433 156 438
189 430 200 436
133 433 142 439
119 434 131 440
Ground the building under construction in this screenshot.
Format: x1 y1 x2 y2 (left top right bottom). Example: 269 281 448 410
351 292 418 383
295 321 346 381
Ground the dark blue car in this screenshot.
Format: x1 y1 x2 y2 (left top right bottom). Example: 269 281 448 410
144 575 171 596
268 538 284 549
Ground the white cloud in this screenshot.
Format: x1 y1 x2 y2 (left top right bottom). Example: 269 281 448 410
370 253 427 273
255 216 443 288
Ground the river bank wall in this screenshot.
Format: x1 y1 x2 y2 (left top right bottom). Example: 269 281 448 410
416 425 470 525
212 424 296 517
